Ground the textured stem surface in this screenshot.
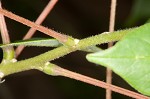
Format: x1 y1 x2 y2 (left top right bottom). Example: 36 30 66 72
0 30 129 76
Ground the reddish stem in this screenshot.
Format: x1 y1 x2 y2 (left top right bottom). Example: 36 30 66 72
53 66 149 99
0 8 67 42
106 0 117 98
0 2 10 44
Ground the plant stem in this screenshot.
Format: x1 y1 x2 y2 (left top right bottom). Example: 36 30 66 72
0 8 67 43
106 0 117 98
15 0 58 57
0 29 130 77
0 8 134 48
42 63 149 99
0 2 15 64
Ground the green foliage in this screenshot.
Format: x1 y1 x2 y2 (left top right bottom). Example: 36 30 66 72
86 23 150 96
0 38 62 48
0 38 102 53
82 45 102 52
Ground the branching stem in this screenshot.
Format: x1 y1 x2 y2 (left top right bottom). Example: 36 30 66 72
0 29 131 76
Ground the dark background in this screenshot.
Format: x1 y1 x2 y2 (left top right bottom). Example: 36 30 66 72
0 0 150 99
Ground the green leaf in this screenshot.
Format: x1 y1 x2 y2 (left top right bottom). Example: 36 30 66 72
86 23 150 96
0 38 62 48
82 45 102 52
0 38 102 52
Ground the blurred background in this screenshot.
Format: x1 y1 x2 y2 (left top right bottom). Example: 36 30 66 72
0 0 150 99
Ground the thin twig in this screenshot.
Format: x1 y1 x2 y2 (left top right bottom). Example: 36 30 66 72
106 0 117 99
50 65 149 99
0 2 10 44
0 8 67 43
0 1 15 62
15 0 58 57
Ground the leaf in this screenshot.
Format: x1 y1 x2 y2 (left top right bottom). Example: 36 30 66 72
86 23 150 96
0 38 62 48
0 38 102 52
82 45 102 52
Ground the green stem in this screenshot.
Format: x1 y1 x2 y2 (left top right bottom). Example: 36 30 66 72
0 28 134 77
2 47 15 61
77 30 129 49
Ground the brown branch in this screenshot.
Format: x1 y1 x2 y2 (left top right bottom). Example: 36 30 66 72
51 65 149 99
15 0 58 57
0 8 67 43
106 0 117 99
0 2 10 44
0 1 15 61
